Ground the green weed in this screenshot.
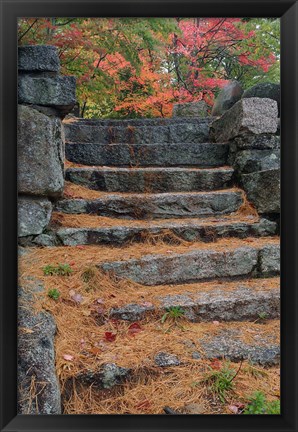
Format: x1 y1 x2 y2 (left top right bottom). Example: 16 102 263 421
47 288 61 301
258 311 268 320
244 391 280 414
161 306 185 331
202 362 237 402
43 263 72 276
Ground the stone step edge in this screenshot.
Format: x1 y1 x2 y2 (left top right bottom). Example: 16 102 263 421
107 283 280 323
59 188 242 199
64 166 235 193
65 141 227 146
55 190 243 219
64 117 213 126
54 218 277 246
65 166 234 172
65 142 229 167
98 243 280 286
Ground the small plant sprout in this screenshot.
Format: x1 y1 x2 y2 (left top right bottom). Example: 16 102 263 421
244 391 280 414
258 311 268 320
253 311 268 324
161 306 185 331
43 263 72 276
43 264 57 276
56 263 72 276
47 288 61 301
202 361 243 402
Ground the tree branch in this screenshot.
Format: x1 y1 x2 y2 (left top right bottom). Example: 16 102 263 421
18 19 38 42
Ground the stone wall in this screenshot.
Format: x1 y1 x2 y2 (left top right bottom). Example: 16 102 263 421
210 97 280 224
18 45 76 244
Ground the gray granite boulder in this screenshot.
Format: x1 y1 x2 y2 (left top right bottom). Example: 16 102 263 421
18 105 64 198
18 45 60 73
241 169 280 214
33 232 59 247
172 101 208 117
154 352 181 367
18 196 52 237
18 280 61 414
201 332 279 365
231 134 280 150
259 245 280 276
234 149 280 174
211 81 243 116
77 363 130 389
243 82 280 115
110 303 155 321
18 75 76 115
210 98 278 143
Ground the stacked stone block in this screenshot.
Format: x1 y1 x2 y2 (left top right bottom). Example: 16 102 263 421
18 45 76 242
210 97 280 221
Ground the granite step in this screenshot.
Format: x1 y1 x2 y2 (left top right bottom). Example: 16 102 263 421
64 116 214 127
98 238 280 285
54 214 277 246
65 166 234 193
109 278 280 323
55 189 243 219
65 142 229 167
64 118 211 144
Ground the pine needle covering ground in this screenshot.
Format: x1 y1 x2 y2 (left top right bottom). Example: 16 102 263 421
51 212 260 229
19 239 280 415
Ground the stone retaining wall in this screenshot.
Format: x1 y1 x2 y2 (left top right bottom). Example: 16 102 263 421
210 97 280 223
18 45 76 242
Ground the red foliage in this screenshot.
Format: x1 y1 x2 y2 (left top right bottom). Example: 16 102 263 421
104 332 117 342
18 17 277 118
127 322 142 336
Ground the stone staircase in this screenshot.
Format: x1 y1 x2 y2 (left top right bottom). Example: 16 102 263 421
56 115 279 361
34 113 279 412
17 44 280 414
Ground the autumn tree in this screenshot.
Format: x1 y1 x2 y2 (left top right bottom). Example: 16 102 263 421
18 17 279 118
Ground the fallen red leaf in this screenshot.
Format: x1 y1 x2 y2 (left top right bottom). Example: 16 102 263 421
210 359 222 370
128 322 141 330
104 332 117 342
128 322 142 336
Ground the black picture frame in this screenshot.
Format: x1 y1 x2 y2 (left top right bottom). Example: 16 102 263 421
0 1 297 431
